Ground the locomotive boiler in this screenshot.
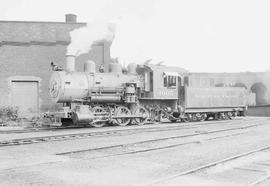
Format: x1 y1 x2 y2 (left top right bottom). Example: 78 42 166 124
50 56 140 103
49 55 248 127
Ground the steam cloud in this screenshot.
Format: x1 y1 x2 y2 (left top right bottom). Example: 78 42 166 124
67 22 115 56
66 0 270 72
66 1 192 67
109 1 184 66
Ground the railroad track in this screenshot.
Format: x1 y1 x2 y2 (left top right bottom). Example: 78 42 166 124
0 124 200 147
57 132 245 160
0 116 260 134
0 118 267 148
0 122 198 134
0 125 94 134
149 146 270 186
56 122 266 158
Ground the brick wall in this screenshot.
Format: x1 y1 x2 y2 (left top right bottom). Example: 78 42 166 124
0 21 111 113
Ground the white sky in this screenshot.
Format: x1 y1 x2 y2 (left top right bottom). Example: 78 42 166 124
1 0 270 72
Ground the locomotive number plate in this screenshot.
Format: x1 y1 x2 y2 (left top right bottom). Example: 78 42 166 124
157 89 175 97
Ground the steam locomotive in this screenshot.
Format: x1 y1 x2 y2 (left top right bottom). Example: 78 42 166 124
49 56 247 127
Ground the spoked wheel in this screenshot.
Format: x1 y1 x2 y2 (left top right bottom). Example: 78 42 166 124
132 106 149 125
149 108 158 122
218 112 226 120
227 112 233 119
170 112 180 123
185 113 197 122
191 114 198 122
199 113 207 121
224 112 232 120
114 106 131 126
89 106 107 128
182 113 191 122
159 110 168 122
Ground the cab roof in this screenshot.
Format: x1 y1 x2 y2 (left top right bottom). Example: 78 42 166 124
144 64 189 74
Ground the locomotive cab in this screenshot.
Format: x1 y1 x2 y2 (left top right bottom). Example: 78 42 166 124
137 64 188 100
136 64 189 122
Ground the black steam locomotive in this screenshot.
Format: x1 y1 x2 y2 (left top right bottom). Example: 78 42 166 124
49 56 247 127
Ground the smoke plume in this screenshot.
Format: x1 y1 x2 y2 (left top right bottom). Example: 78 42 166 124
67 0 270 72
67 22 115 56
109 1 184 66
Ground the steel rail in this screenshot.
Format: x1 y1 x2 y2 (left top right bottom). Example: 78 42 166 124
0 119 267 148
56 123 264 156
149 146 270 186
0 116 260 134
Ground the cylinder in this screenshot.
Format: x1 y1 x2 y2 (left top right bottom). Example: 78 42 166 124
66 55 75 72
109 63 122 74
65 14 77 23
84 60 96 73
72 105 94 124
127 63 137 74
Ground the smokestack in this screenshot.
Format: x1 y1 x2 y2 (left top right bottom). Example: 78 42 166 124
66 55 75 72
65 14 77 23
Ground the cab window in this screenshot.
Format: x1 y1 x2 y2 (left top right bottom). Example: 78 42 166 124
164 76 168 87
164 75 176 88
150 72 153 91
184 76 189 86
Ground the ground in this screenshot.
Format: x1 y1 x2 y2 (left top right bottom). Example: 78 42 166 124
1 117 270 186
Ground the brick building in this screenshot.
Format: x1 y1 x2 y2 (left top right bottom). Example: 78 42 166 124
0 14 111 116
